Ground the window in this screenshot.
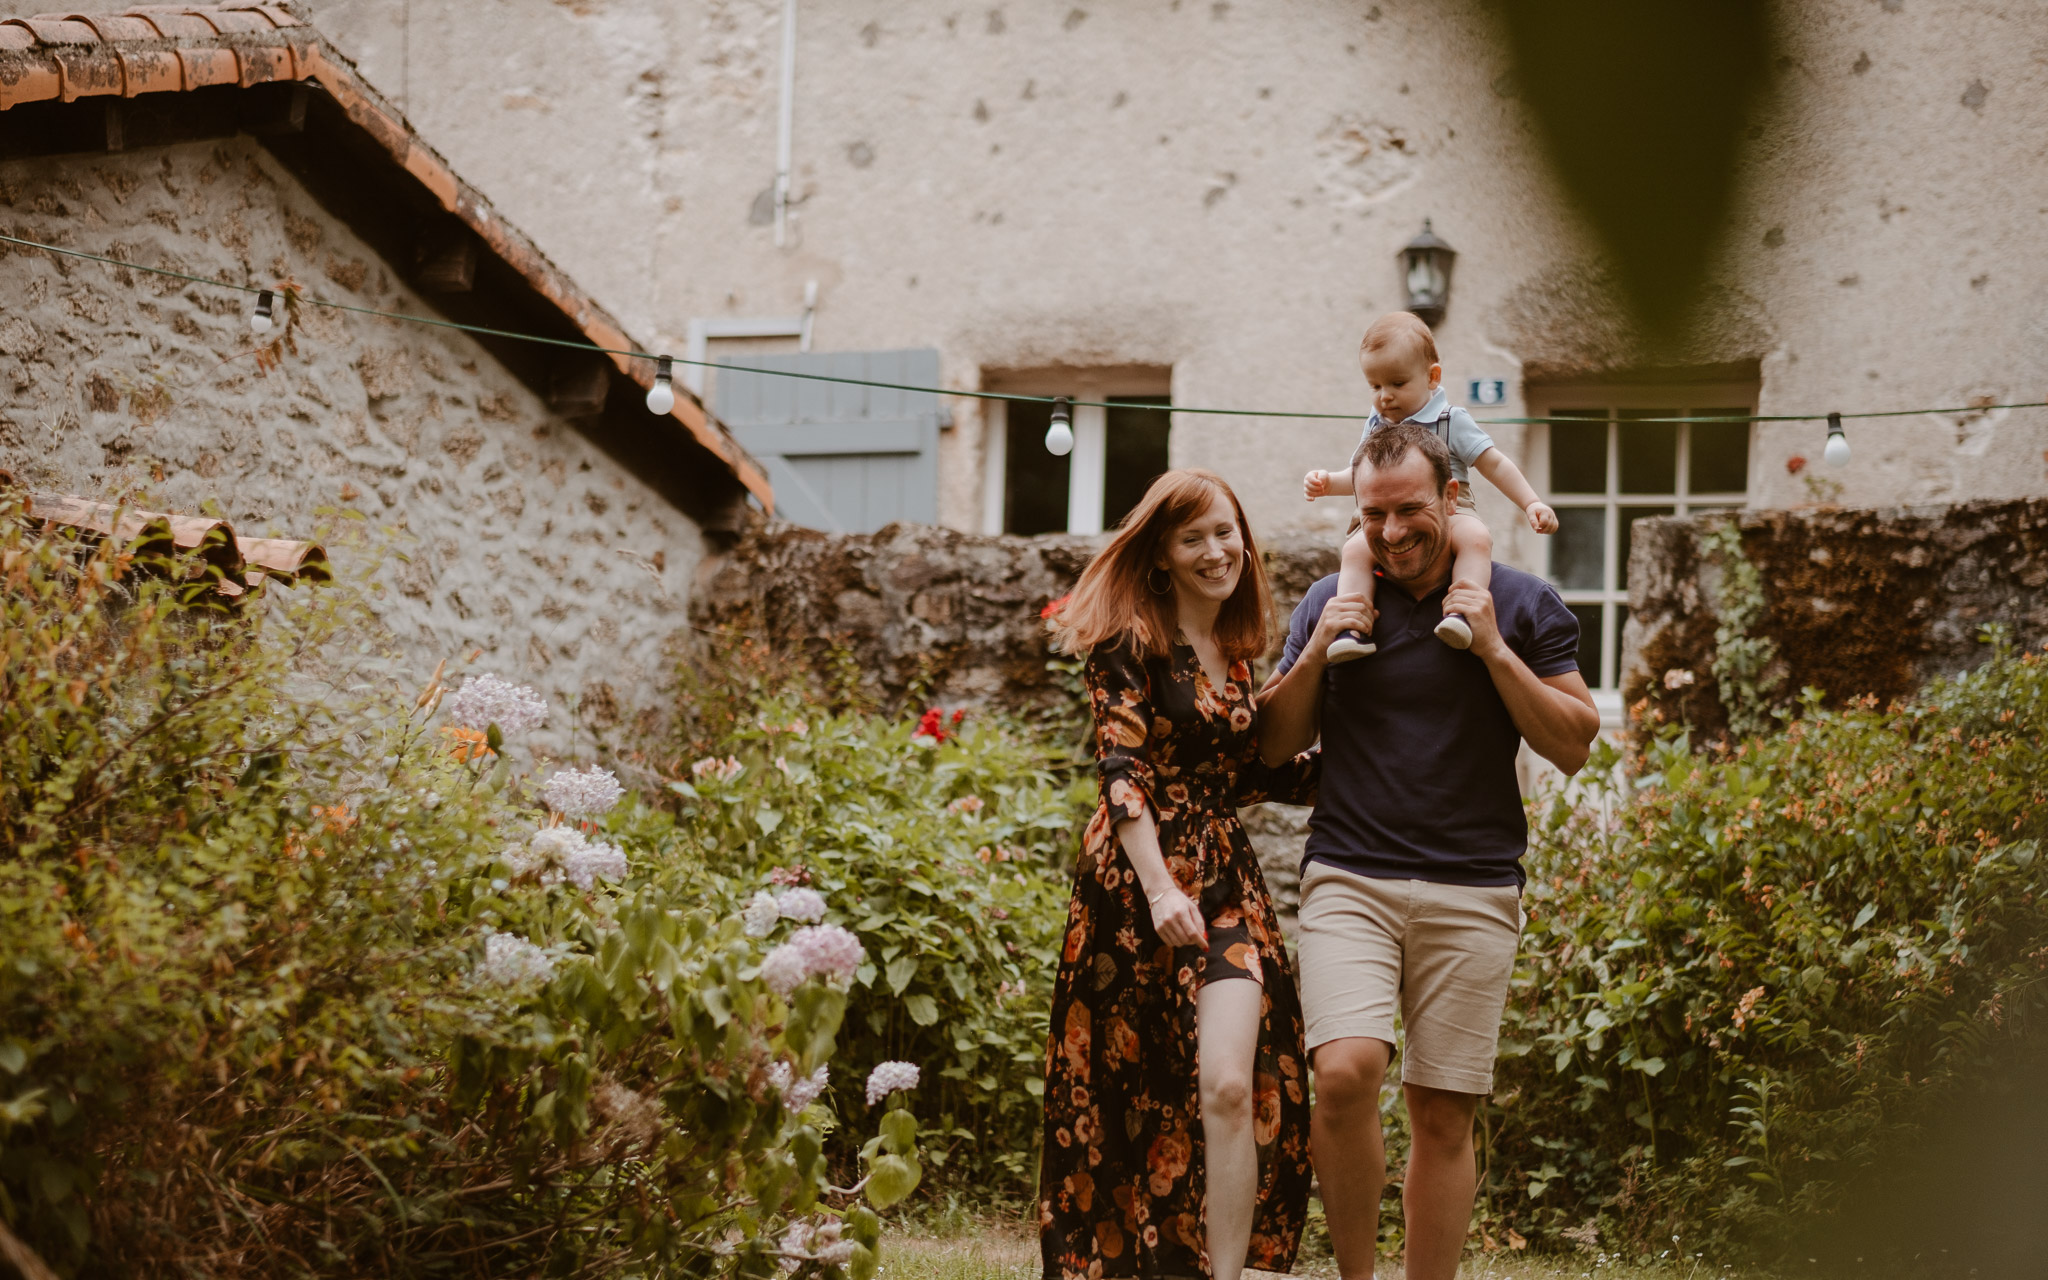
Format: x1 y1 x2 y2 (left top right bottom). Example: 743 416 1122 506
1532 385 1755 690
983 378 1172 535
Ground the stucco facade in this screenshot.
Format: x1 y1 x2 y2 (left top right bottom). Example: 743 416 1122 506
0 134 706 724
247 0 2048 554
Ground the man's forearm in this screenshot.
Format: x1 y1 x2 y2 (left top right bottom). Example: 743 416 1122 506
1478 648 1599 774
1256 657 1325 764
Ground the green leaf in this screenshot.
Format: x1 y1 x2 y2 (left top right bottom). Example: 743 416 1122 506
904 993 939 1026
1853 901 1878 930
885 955 918 995
0 1040 27 1076
865 1153 921 1209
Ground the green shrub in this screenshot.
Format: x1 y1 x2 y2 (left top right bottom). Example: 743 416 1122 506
655 650 1091 1199
0 503 918 1277
1487 634 2048 1260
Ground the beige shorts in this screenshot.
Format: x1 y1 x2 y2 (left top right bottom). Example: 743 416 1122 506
1296 862 1523 1095
1453 487 1479 514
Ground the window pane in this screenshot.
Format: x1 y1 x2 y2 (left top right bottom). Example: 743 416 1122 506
1618 410 1679 494
1103 397 1172 532
1618 505 1676 591
1548 410 1607 494
1551 506 1606 591
1003 399 1070 535
1568 603 1605 686
1689 410 1751 493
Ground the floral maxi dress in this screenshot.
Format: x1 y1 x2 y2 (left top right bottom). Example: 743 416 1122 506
1039 637 1318 1280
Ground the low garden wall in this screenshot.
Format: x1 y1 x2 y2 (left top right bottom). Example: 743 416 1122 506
689 521 1339 710
1625 497 2048 736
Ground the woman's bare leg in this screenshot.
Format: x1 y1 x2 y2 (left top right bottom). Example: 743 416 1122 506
1198 977 1265 1280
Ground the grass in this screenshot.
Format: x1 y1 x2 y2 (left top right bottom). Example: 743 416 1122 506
878 1213 1748 1280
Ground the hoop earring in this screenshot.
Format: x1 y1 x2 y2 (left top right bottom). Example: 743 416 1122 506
1148 568 1172 596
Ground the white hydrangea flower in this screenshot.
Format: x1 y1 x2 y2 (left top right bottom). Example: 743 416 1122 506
864 1060 920 1106
572 840 628 887
760 944 809 996
541 765 624 818
761 925 865 996
476 931 555 986
508 826 628 890
775 887 826 923
767 1060 830 1111
443 673 547 736
743 890 782 938
779 1219 850 1270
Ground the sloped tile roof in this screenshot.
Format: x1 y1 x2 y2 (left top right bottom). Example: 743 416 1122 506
0 6 773 509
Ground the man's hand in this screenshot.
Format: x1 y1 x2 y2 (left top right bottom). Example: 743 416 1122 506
1304 469 1331 501
1526 501 1558 535
1311 590 1378 653
1443 578 1503 659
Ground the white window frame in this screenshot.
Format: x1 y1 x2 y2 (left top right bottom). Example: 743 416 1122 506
1526 381 1758 695
980 370 1173 536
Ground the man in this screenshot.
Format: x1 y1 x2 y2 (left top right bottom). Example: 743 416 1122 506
1258 422 1600 1280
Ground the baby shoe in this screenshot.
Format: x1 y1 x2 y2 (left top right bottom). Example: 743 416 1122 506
1327 630 1377 663
1435 613 1474 649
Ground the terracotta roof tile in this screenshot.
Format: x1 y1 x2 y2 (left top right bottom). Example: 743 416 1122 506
11 488 332 599
0 5 773 510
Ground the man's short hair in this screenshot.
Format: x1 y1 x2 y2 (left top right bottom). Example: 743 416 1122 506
1359 312 1439 368
1351 421 1453 496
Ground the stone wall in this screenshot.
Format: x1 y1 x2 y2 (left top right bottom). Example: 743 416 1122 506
689 520 1338 708
0 136 706 731
1625 498 2048 735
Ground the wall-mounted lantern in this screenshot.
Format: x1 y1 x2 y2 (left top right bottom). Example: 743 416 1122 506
1400 219 1456 328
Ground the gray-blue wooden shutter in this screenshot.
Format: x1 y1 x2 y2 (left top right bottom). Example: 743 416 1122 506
716 349 941 533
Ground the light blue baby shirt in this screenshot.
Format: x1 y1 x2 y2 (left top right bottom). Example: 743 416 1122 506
1360 387 1496 484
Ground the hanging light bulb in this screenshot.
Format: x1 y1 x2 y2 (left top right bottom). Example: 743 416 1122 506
1044 396 1074 456
249 288 275 334
646 355 676 415
1823 411 1851 467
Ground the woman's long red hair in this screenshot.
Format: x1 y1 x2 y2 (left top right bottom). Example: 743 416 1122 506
1048 468 1273 664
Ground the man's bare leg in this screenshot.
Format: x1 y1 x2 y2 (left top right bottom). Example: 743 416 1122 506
1310 1037 1393 1279
1401 1083 1482 1280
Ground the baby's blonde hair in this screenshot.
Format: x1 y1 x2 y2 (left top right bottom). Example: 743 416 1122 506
1359 312 1439 369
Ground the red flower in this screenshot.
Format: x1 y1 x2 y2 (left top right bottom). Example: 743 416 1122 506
1786 454 1808 475
915 707 952 743
1040 593 1071 620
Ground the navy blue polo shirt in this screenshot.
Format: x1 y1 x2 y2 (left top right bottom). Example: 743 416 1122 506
1276 567 1582 887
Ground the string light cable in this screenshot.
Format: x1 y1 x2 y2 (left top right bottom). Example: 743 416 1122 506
5 232 2044 440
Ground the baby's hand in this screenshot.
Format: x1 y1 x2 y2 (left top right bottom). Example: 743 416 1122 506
1304 469 1330 501
1527 501 1559 535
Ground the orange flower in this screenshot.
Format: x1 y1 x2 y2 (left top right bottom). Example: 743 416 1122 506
1254 1072 1282 1144
441 725 495 762
1147 1128 1191 1197
1105 1017 1140 1067
311 803 357 833
1062 1005 1093 1077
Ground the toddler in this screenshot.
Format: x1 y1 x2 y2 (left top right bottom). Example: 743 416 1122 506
1303 313 1557 660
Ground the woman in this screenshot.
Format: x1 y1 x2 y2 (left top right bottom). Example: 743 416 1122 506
1039 470 1316 1280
